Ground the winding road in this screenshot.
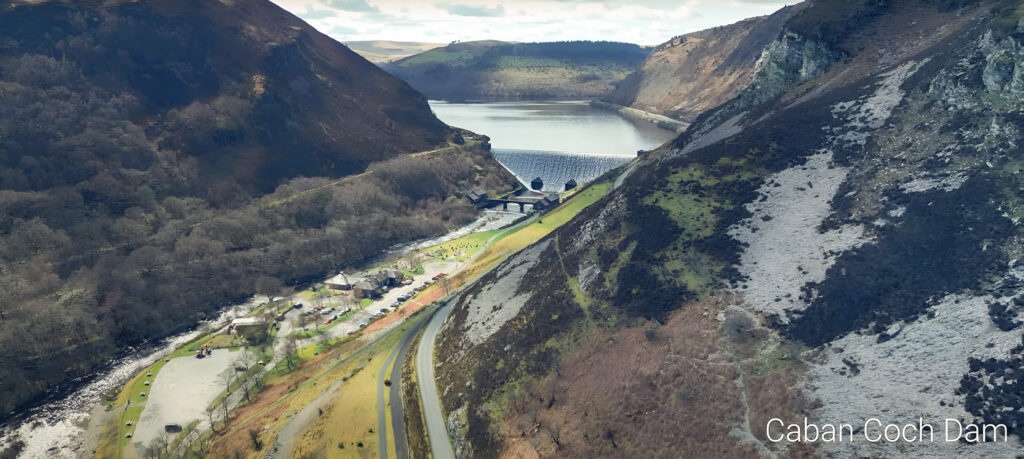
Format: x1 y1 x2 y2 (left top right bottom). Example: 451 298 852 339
416 301 456 459
377 312 431 459
400 211 539 458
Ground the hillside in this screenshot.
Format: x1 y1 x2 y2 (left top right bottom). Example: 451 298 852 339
345 40 445 63
434 0 1024 457
384 40 650 100
600 6 798 123
0 0 517 425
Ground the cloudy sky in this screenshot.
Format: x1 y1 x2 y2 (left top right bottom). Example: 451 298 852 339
271 0 793 46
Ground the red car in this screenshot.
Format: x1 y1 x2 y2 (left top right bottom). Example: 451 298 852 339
323 318 333 325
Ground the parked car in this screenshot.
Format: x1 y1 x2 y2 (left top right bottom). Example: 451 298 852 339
391 301 401 308
370 313 380 319
358 322 367 328
379 308 389 314
293 303 303 309
323 318 333 325
346 330 356 336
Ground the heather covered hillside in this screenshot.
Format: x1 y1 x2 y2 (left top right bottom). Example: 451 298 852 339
0 0 518 422
435 0 1024 457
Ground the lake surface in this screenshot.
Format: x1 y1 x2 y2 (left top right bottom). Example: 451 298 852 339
429 101 675 192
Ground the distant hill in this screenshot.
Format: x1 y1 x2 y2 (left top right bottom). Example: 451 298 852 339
601 6 798 123
385 40 650 100
345 40 445 63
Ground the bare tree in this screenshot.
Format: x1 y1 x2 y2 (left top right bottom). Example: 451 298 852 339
205 406 218 433
218 369 236 395
284 334 298 370
254 275 281 303
239 347 256 370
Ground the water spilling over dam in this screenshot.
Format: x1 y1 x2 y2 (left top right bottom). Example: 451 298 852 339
492 149 632 192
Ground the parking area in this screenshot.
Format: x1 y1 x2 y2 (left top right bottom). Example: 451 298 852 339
294 260 455 343
132 348 239 451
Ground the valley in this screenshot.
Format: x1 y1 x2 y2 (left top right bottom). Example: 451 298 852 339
4 1 1024 458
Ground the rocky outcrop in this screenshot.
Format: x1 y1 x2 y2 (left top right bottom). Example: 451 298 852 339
981 31 1024 95
742 30 843 106
601 7 798 123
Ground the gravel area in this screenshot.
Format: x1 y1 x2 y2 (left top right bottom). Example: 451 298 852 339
132 349 239 450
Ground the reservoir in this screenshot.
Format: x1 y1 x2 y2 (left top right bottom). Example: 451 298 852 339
429 101 675 192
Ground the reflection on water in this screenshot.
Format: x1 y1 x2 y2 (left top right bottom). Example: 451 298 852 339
430 101 675 191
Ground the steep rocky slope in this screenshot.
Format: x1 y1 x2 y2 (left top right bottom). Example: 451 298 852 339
600 6 797 124
0 0 517 427
385 40 649 100
435 0 1024 457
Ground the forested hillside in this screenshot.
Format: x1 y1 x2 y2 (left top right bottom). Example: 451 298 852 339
385 40 649 100
0 0 517 422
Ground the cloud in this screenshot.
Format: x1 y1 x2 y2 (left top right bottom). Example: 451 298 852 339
329 25 361 36
301 4 337 19
323 0 380 13
437 3 507 17
274 0 793 46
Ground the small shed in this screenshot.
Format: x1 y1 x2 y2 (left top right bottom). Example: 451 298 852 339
326 273 352 290
564 179 577 191
534 193 561 212
530 177 544 191
231 317 268 343
467 189 488 205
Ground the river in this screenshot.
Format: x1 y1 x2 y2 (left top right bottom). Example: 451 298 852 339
0 299 265 458
429 101 675 192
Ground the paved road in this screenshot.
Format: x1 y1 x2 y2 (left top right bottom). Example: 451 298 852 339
416 301 456 459
403 211 538 459
377 344 402 459
377 312 431 459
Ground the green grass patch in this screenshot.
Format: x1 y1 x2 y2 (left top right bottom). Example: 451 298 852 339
750 340 805 378
292 309 358 339
398 49 475 66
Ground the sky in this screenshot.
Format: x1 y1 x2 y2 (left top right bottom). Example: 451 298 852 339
271 0 794 46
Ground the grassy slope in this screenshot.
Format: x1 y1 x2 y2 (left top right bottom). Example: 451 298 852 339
205 315 423 458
